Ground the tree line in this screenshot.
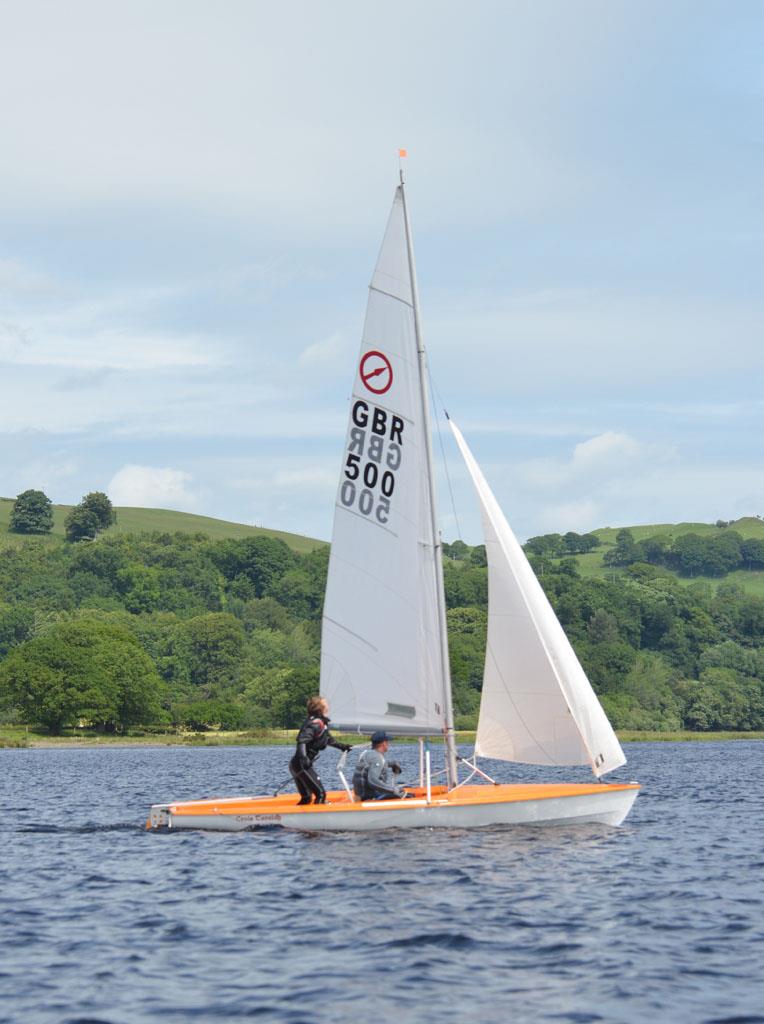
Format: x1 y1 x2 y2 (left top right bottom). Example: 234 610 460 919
0 524 326 734
1 492 763 735
603 528 764 577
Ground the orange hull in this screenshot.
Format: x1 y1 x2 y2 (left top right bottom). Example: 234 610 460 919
147 782 640 832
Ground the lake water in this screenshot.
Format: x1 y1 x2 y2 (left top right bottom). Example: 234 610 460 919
1 741 763 1024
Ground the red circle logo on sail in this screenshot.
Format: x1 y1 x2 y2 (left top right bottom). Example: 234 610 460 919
359 350 393 395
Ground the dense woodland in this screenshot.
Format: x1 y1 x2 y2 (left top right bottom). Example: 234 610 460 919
1 492 764 735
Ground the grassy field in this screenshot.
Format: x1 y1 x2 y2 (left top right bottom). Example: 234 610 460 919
0 497 325 554
0 725 479 749
2 725 762 749
616 730 764 743
591 517 764 544
568 516 764 597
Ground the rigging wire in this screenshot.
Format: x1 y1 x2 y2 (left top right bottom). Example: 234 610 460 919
427 364 463 543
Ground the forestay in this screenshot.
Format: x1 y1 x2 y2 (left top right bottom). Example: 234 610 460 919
320 187 447 735
449 419 626 777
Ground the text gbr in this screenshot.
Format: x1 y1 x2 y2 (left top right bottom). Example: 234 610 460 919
340 400 404 525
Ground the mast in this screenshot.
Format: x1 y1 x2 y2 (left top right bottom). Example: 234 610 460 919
399 168 458 789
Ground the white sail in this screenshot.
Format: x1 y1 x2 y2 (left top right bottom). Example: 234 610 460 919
320 187 447 735
449 419 626 777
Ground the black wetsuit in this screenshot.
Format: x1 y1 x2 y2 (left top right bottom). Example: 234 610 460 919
289 715 350 805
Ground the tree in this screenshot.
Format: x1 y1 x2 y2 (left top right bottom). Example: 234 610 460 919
578 639 637 693
212 536 295 598
636 534 670 565
558 557 580 577
266 566 326 619
703 532 743 576
443 561 488 608
9 490 54 535
741 538 764 570
80 492 116 532
638 593 674 648
736 596 764 641
578 533 601 553
700 641 760 678
170 698 245 731
0 618 163 733
469 545 487 567
117 564 162 613
678 668 762 731
243 665 319 727
242 597 293 633
599 652 681 731
603 529 638 567
587 608 620 644
447 606 488 691
64 492 116 543
443 540 470 561
64 505 100 543
525 533 563 557
184 612 245 696
670 534 708 576
562 531 600 555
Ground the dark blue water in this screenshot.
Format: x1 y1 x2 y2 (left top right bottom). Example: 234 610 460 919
1 742 763 1024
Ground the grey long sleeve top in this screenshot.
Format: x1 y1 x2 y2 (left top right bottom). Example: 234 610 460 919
352 748 404 799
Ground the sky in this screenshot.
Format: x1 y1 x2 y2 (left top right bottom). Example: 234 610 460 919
1 0 762 543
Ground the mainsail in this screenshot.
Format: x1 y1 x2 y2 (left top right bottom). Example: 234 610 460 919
320 186 449 735
449 418 626 777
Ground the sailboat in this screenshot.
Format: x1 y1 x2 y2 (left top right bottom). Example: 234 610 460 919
147 172 639 833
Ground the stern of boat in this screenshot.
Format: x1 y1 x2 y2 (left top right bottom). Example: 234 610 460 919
146 804 171 830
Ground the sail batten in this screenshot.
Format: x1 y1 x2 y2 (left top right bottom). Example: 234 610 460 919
449 419 626 777
369 284 414 308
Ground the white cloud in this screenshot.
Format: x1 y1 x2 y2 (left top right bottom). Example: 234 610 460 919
231 460 338 503
0 272 224 372
535 499 600 535
572 431 651 472
452 411 605 440
107 464 197 510
0 322 32 362
299 332 345 367
199 453 342 537
497 446 764 541
42 330 214 371
270 465 339 491
0 259 56 296
519 431 676 491
2 453 80 501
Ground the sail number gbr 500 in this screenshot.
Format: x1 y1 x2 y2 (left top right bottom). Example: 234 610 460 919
340 399 404 526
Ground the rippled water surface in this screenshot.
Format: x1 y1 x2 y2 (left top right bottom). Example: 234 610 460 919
1 741 763 1024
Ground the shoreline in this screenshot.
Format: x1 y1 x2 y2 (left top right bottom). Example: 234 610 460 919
2 728 763 750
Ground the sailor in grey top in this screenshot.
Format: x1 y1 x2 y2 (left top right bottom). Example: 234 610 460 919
352 731 407 800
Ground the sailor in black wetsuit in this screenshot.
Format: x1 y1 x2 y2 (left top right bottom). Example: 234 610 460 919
289 696 352 805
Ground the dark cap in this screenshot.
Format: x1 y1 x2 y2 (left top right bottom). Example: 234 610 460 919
370 730 391 746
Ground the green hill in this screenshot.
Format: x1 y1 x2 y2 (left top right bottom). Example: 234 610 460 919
0 497 324 554
592 517 764 544
3 496 762 592
570 518 764 598
1 505 763 737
